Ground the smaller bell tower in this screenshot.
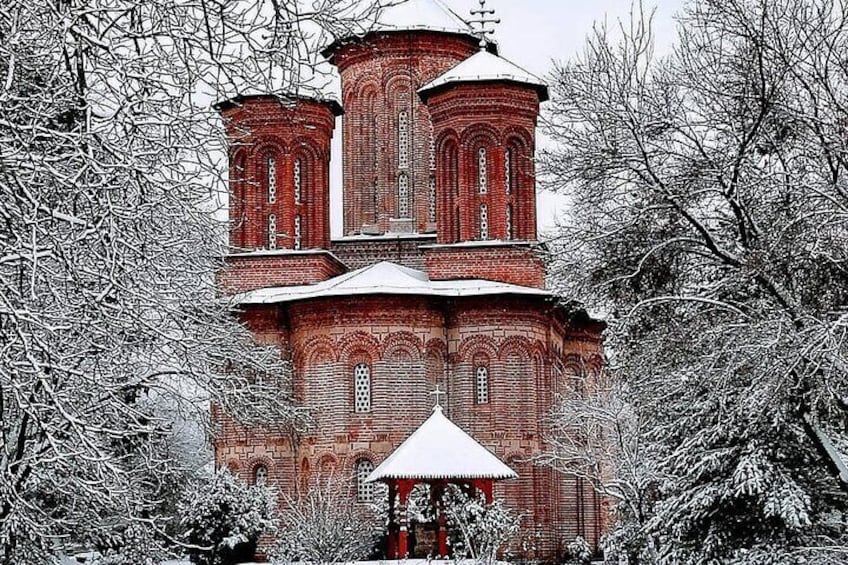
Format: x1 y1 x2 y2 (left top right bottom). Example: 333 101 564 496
217 94 342 252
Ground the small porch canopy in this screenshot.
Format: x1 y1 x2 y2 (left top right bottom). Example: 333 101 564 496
366 405 517 558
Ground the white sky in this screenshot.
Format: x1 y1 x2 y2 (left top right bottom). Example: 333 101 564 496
327 0 686 239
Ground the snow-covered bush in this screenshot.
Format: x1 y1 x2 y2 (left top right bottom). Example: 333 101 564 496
566 536 592 565
443 487 521 564
178 470 277 565
269 476 381 565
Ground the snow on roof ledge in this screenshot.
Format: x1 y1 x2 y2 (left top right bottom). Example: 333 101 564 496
233 261 551 305
367 406 518 482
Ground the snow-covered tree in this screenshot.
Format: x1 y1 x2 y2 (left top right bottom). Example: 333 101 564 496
443 487 521 564
538 368 658 563
0 0 385 561
178 470 277 565
270 474 381 565
542 0 848 562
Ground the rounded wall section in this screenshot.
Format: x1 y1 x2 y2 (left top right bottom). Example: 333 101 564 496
218 96 338 251
426 83 541 244
331 32 480 236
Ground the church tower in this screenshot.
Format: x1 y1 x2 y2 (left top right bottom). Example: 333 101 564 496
322 0 490 236
217 94 341 252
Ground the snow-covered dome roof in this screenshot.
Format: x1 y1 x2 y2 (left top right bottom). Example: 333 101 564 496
372 0 475 35
367 406 518 482
419 49 549 102
233 260 551 305
322 0 496 60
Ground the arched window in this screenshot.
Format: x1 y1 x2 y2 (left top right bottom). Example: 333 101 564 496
479 204 489 240
268 214 277 250
354 363 371 413
294 158 302 205
294 215 302 250
253 464 268 486
267 155 277 204
398 174 410 218
478 147 488 194
475 365 489 404
356 459 375 502
398 111 409 170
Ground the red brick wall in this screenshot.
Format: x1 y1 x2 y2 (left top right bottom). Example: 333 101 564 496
218 96 337 251
425 83 541 244
212 293 606 560
217 251 347 294
331 32 480 236
423 242 547 289
330 235 434 270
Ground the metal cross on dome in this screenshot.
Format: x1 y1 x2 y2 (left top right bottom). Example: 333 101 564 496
431 384 447 408
469 0 500 49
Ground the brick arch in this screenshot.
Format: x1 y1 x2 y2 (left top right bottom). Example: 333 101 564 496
436 131 461 243
458 335 499 363
338 332 381 366
459 124 501 149
292 135 327 162
435 128 460 154
425 337 448 360
295 335 338 368
383 70 415 96
562 353 585 377
501 126 534 150
246 455 275 485
381 331 423 360
498 336 533 361
585 354 604 377
249 137 290 158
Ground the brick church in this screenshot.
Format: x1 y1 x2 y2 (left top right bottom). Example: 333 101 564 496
213 0 606 560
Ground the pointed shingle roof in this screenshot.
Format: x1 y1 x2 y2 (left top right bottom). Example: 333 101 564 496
419 49 549 102
366 406 518 482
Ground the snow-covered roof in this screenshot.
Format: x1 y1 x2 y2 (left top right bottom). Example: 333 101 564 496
322 0 496 60
214 92 343 116
419 50 549 102
234 261 550 305
372 0 475 35
367 406 518 482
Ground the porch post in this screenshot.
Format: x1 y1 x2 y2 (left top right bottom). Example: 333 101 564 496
433 481 448 558
397 479 414 558
387 480 398 559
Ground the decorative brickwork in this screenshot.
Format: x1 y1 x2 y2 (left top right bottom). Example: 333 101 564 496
423 241 547 289
217 251 347 294
424 83 540 244
329 32 481 235
213 21 607 562
217 95 339 251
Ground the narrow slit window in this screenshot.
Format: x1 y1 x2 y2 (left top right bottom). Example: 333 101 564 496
428 176 437 224
479 203 489 240
478 147 488 194
267 156 277 204
294 158 302 204
505 149 512 194
268 214 277 249
398 111 409 170
398 174 410 218
506 205 513 241
354 363 371 413
294 214 302 250
476 366 489 404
